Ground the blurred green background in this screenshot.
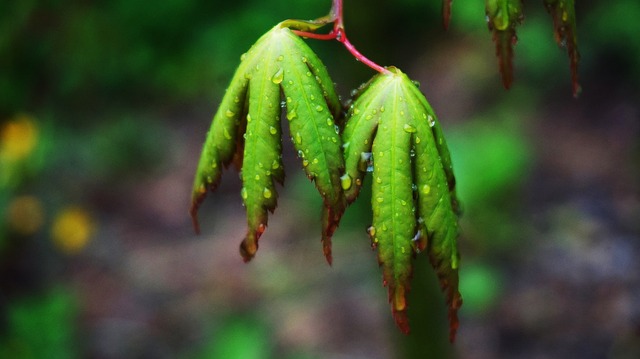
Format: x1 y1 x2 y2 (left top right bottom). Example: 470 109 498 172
1 0 639 358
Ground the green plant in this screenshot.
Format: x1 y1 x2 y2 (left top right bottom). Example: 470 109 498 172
190 0 579 341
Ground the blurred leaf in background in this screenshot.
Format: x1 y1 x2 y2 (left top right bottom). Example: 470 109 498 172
0 289 79 359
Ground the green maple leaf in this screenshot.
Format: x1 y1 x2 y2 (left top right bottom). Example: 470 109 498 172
485 0 524 89
342 67 462 341
544 0 580 96
190 23 346 264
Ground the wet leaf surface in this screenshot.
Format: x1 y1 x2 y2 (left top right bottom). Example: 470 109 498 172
191 24 345 263
342 67 462 340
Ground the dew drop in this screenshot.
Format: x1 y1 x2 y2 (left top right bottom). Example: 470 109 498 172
277 55 284 61
295 132 302 144
271 68 284 84
376 177 382 184
240 53 247 61
403 124 417 133
380 106 385 112
310 95 316 101
367 225 376 237
223 128 232 140
312 158 319 164
326 118 333 126
263 188 272 199
427 115 435 127
422 184 431 194
255 174 260 181
241 187 248 199
286 96 292 103
415 136 421 144
287 110 297 121
331 137 337 143
306 71 312 77
271 160 280 170
340 174 353 190
302 159 309 167
269 126 277 135
381 224 388 231
225 109 235 118
365 115 373 120
247 114 252 122
234 96 240 103
401 200 407 206
355 178 362 186
315 105 323 112
376 197 384 203
301 56 308 63
401 247 406 254
353 108 361 115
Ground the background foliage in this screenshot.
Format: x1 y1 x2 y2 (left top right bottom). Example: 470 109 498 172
1 0 639 358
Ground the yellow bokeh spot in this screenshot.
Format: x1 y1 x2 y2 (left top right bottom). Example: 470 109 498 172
0 114 39 161
7 196 45 235
51 207 95 255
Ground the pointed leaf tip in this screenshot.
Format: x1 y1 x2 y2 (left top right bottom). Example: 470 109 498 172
485 0 523 89
239 223 266 262
442 0 453 30
543 0 581 96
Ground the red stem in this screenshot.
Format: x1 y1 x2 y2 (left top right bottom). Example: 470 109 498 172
293 0 390 75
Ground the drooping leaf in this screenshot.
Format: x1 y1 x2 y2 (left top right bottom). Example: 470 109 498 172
485 0 524 89
543 0 580 96
443 0 453 30
342 67 462 341
191 23 345 263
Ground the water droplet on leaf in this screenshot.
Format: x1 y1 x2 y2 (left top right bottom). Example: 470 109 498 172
340 174 352 190
223 128 232 140
263 188 272 199
403 124 416 133
271 68 284 84
367 226 376 237
427 115 435 127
